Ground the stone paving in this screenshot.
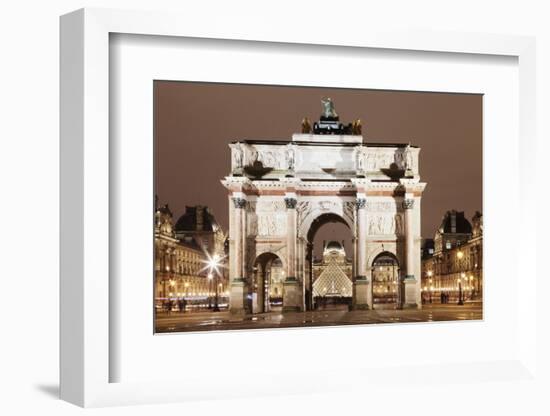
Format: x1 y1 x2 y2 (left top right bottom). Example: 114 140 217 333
155 302 482 333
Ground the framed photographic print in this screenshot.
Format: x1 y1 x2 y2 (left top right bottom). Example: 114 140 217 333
60 7 538 408
152 81 483 334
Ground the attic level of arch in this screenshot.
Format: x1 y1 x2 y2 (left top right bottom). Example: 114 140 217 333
229 136 421 183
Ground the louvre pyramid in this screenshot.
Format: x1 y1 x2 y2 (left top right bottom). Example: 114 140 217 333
313 257 352 297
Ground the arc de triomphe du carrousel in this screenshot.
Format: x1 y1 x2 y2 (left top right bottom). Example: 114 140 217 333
221 99 427 314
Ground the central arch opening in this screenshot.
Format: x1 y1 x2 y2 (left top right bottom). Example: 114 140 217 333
306 213 353 311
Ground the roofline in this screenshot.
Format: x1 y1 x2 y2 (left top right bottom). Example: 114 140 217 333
233 139 418 148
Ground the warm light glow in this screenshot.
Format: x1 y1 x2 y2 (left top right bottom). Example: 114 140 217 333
201 251 227 278
461 272 466 278
207 273 213 280
427 270 433 277
457 251 464 260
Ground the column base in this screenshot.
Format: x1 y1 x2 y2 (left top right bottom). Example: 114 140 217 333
352 277 370 310
403 276 420 309
283 278 302 312
229 278 249 314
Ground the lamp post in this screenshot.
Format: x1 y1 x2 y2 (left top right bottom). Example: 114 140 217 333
207 254 222 312
207 272 213 309
458 273 465 305
456 251 465 305
427 270 433 304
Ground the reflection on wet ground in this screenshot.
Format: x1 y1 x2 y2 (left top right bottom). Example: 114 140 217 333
155 303 483 333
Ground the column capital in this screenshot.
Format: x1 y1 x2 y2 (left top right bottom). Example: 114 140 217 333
402 198 415 210
284 197 298 209
356 198 367 210
232 197 247 209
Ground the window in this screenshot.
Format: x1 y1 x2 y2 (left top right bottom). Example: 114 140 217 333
445 241 452 250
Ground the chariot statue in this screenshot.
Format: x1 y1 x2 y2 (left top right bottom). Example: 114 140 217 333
321 97 338 119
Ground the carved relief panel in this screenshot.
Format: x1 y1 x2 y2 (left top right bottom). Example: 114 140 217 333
365 201 404 236
252 198 287 237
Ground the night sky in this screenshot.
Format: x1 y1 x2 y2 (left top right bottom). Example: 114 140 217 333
155 82 482 258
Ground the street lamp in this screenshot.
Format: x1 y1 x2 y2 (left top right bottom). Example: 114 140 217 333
207 272 213 309
206 254 222 312
457 272 465 305
426 270 433 303
456 251 465 305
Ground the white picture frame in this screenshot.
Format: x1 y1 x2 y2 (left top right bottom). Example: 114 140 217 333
60 8 538 408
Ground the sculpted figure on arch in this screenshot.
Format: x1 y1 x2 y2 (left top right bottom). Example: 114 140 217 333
321 97 338 119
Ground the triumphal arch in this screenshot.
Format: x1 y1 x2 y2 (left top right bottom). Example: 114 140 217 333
221 100 426 314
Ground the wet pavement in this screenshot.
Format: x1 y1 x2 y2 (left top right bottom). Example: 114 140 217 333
155 302 483 333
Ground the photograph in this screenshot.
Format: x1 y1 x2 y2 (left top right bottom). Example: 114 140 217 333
153 81 483 333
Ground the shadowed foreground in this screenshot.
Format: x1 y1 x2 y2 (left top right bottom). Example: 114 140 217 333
155 302 482 333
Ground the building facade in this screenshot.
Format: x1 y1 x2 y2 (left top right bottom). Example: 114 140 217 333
421 210 483 304
154 203 228 311
221 102 427 314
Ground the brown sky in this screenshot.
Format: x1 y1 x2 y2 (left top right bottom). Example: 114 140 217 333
155 81 482 258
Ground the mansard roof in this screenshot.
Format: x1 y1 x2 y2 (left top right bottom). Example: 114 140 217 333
438 210 472 234
174 206 220 232
155 203 172 216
